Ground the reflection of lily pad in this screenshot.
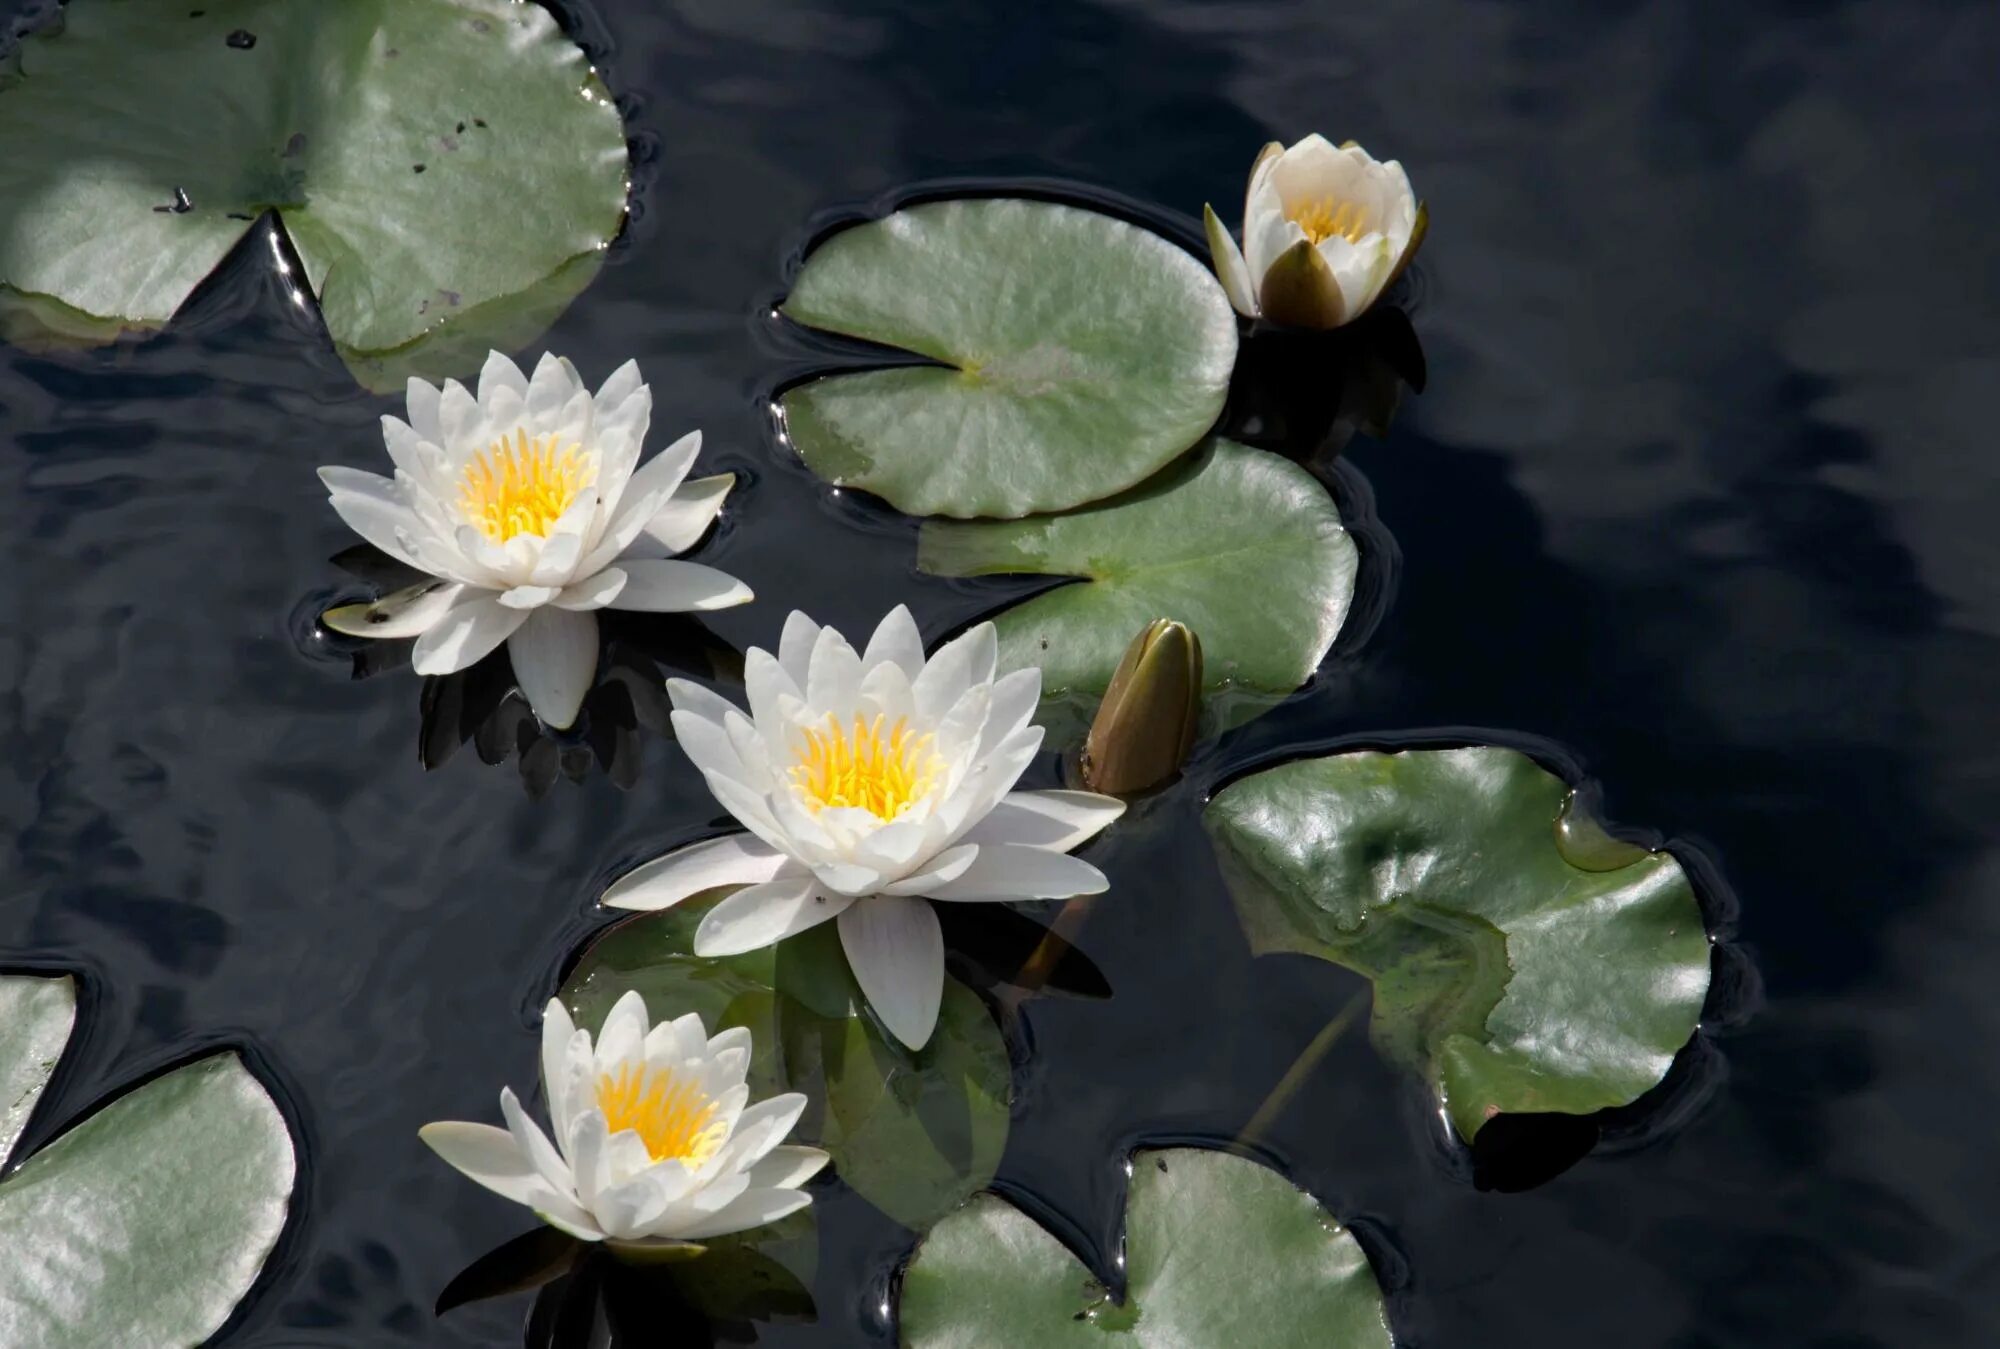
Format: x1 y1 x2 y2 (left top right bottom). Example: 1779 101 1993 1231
0 973 296 1346
563 891 1010 1230
899 1147 1391 1348
919 440 1357 743
1205 747 1711 1140
0 0 626 380
780 198 1237 518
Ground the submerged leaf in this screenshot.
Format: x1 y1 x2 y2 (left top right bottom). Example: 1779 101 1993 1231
919 440 1357 744
0 0 626 382
1205 747 1711 1139
0 983 295 1347
563 892 1010 1230
898 1147 1391 1347
781 198 1237 518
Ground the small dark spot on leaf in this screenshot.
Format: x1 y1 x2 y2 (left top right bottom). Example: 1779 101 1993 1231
283 131 308 158
152 186 193 214
1072 1312 1087 1321
417 299 431 316
412 164 426 174
226 212 253 221
442 290 461 307
385 47 400 59
1156 1158 1168 1172
471 17 491 32
225 28 255 48
473 117 487 128
455 121 466 134
1039 637 1050 650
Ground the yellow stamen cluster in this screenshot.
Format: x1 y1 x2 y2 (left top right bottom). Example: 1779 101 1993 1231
789 713 941 819
458 429 595 542
1289 196 1371 246
596 1063 727 1165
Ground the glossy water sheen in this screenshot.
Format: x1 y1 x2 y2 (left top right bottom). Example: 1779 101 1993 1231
2 0 1996 1344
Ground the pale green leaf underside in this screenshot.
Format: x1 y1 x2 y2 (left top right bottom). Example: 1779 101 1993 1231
1205 747 1711 1139
919 440 1357 743
0 0 625 369
0 1045 295 1347
564 891 1010 1230
0 974 75 1169
781 198 1238 519
898 1148 1391 1348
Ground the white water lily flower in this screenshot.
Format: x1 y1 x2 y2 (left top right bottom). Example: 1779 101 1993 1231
318 351 753 730
602 606 1126 1050
420 992 827 1246
1205 135 1426 329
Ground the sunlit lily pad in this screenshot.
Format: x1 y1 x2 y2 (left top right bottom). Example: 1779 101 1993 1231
0 973 296 1346
919 440 1357 743
780 197 1237 518
563 890 1010 1230
0 0 626 382
899 1147 1391 1347
1205 747 1711 1140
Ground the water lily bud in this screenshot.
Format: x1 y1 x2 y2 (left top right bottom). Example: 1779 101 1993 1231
1205 134 1426 330
1082 619 1202 794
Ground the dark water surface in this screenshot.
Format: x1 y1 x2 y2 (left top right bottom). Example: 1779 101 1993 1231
4 0 1999 1344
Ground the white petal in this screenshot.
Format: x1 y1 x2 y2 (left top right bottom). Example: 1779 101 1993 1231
806 625 863 712
595 358 645 412
528 529 585 586
501 1087 584 1200
693 872 853 957
665 678 748 726
418 1121 596 1234
541 1000 578 1129
595 991 651 1072
524 352 580 428
670 708 752 785
618 429 701 513
553 568 628 611
602 833 788 912
321 474 427 568
438 378 483 451
959 791 1125 854
508 607 598 730
925 844 1109 903
777 612 820 687
406 377 444 444
605 559 753 613
668 1187 814 1241
808 860 883 898
411 593 527 675
623 473 733 559
913 623 997 722
744 1145 829 1190
321 580 464 640
862 605 926 680
478 350 530 404
744 648 803 732
977 667 1042 757
838 896 944 1049
1204 203 1259 318
498 585 561 610
880 843 978 896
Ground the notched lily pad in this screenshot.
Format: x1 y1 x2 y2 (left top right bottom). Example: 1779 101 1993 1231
898 1147 1391 1348
0 972 296 1346
779 197 1237 519
562 890 1010 1230
0 0 627 383
919 440 1357 744
1205 746 1711 1140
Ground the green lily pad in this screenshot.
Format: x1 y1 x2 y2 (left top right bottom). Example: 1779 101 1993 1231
0 0 626 381
780 197 1237 519
0 973 74 1167
563 891 1010 1231
0 973 296 1346
919 440 1357 743
898 1147 1391 1348
1205 747 1711 1140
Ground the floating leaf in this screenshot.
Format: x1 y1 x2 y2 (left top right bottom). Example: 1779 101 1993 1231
899 1147 1391 1347
919 440 1356 743
1205 747 1711 1140
563 892 1010 1230
0 974 296 1346
0 0 626 382
780 198 1237 519
0 973 74 1168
